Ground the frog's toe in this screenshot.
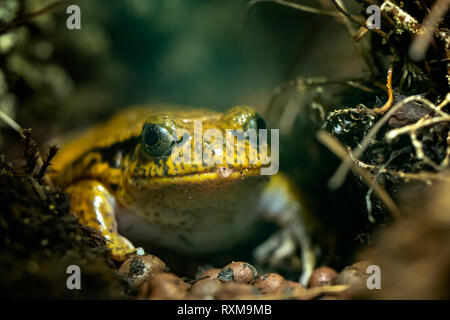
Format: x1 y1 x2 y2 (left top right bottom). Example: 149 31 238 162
253 229 296 266
108 234 137 262
253 227 316 286
299 249 315 286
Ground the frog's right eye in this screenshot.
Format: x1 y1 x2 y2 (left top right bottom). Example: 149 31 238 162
141 124 174 157
247 114 267 131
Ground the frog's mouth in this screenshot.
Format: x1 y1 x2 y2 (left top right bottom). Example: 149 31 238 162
133 165 268 189
184 166 263 182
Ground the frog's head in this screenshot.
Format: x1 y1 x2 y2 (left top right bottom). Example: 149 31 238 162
124 106 271 191
117 106 274 252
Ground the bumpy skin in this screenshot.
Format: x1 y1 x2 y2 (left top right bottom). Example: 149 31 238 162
51 105 314 282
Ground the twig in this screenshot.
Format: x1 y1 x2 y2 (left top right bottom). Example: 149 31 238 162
22 129 39 174
386 115 450 139
248 0 341 18
238 285 349 300
406 95 450 171
372 66 394 114
272 77 375 94
365 148 407 223
0 108 55 185
353 27 369 43
353 159 450 183
36 145 59 184
0 110 24 136
265 76 374 133
316 130 402 219
331 0 388 38
410 130 442 170
409 0 450 61
334 0 376 75
329 93 450 189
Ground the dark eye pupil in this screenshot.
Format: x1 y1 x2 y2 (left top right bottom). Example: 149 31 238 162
141 124 173 157
256 115 266 130
144 127 160 146
248 114 267 131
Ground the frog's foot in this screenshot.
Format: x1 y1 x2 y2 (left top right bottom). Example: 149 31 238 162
253 228 296 266
256 173 316 286
253 224 315 286
67 179 137 263
108 233 137 262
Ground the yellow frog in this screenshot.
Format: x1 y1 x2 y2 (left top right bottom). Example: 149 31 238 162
51 105 315 283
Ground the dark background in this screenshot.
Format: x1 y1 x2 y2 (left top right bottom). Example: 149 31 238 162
0 0 365 150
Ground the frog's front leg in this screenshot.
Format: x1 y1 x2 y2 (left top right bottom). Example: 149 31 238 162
66 180 136 261
254 173 316 286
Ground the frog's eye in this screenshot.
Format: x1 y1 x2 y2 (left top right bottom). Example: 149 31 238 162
247 114 267 131
141 124 174 157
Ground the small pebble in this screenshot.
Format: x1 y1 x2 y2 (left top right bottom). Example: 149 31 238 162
142 273 188 300
308 266 338 288
118 254 166 287
334 261 370 288
218 261 258 284
190 278 222 299
254 273 286 294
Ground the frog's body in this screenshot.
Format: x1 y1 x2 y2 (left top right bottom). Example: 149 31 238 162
51 106 315 283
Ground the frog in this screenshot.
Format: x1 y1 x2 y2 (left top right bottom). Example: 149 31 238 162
50 105 315 284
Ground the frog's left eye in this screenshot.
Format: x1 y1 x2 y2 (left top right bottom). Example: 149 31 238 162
247 114 267 131
141 124 174 157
